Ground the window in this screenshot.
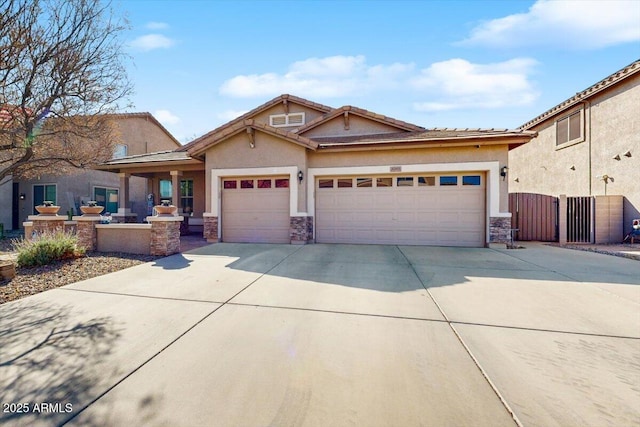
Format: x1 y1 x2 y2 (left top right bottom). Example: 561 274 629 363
275 178 289 188
258 179 272 188
269 112 305 127
33 184 56 214
556 110 582 146
241 179 254 189
440 176 458 186
337 178 352 188
94 187 119 214
159 179 172 200
357 178 372 187
113 144 128 159
376 177 392 187
318 179 334 188
418 176 435 186
397 177 413 187
462 175 481 186
223 180 237 189
180 179 194 213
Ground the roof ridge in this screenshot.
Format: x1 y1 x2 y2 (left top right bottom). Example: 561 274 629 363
520 59 640 130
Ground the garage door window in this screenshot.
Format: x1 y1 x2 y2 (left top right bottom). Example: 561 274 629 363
418 176 435 186
397 177 413 187
376 177 392 187
319 179 333 188
241 180 254 189
357 178 372 187
337 178 352 188
275 179 289 188
224 180 237 189
258 179 272 188
463 175 481 186
440 176 458 186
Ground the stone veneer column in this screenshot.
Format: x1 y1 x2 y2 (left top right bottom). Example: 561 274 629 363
147 216 183 256
290 216 313 244
203 214 219 243
489 217 511 245
72 216 102 251
25 215 66 239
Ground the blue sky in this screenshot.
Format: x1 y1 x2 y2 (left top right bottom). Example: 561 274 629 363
117 0 640 142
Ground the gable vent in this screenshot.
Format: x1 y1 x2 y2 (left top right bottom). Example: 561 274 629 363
270 112 305 127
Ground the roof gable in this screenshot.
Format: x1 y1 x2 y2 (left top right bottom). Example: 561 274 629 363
297 105 425 137
179 94 332 153
186 119 318 156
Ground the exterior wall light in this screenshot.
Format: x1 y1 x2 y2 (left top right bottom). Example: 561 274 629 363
613 154 621 161
500 166 508 181
624 151 632 158
298 170 304 183
19 193 26 200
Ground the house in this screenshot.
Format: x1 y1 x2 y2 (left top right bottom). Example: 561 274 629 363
98 94 534 247
1 113 181 231
509 60 640 233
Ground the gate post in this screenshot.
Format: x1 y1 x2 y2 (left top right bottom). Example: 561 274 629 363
558 194 567 245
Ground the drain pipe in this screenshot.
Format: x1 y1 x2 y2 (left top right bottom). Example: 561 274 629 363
583 100 592 195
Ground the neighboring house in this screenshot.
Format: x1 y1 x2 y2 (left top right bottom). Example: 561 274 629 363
98 94 534 247
510 60 640 232
2 113 180 230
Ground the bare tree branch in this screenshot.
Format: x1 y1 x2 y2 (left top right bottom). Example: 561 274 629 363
0 0 132 181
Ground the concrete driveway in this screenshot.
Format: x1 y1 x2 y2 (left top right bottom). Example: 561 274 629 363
0 243 638 426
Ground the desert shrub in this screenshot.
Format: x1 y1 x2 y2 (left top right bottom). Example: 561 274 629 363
14 231 85 267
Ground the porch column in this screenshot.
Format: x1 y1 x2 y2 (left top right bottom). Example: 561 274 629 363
118 172 131 213
170 170 182 210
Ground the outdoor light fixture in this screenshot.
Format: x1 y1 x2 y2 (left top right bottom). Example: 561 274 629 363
19 193 26 200
613 154 621 161
500 166 508 180
297 170 304 183
570 165 576 170
624 151 632 158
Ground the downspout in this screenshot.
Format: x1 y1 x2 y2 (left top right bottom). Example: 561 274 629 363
583 100 592 195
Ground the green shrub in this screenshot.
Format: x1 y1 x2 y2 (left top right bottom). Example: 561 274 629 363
14 231 85 267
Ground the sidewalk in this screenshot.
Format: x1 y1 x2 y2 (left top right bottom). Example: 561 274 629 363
541 241 640 261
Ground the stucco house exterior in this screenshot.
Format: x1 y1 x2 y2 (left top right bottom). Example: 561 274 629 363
100 94 534 247
509 59 640 232
0 113 180 231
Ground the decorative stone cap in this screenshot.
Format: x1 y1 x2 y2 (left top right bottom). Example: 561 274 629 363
27 215 65 221
146 216 183 222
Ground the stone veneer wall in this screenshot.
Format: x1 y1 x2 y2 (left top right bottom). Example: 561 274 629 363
76 219 100 251
203 216 219 242
290 216 313 244
30 217 65 236
489 217 512 244
150 221 181 256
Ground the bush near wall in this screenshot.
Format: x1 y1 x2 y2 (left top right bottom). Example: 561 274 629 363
13 231 86 267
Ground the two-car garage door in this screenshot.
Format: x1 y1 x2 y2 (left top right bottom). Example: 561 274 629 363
315 173 485 247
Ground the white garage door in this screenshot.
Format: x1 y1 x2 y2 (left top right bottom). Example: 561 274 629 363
221 177 290 243
316 174 485 247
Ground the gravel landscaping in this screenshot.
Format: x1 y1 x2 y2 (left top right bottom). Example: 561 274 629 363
0 237 161 305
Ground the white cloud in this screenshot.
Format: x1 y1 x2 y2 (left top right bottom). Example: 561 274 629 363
146 21 169 30
411 58 539 111
129 34 176 52
219 55 414 98
460 0 640 49
154 109 181 125
217 110 249 121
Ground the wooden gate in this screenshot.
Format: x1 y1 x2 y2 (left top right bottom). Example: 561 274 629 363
509 193 558 241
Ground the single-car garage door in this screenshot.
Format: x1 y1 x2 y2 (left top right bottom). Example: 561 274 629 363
316 174 485 247
221 177 290 243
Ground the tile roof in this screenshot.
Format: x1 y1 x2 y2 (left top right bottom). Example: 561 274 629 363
179 94 333 153
297 105 426 134
520 59 640 130
313 128 536 147
186 119 318 156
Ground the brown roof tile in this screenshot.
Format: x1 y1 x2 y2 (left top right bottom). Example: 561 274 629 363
296 105 426 134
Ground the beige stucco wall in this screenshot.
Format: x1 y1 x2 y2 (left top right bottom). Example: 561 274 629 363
302 115 405 138
204 130 307 212
509 74 640 228
96 225 151 254
115 116 180 155
0 177 12 231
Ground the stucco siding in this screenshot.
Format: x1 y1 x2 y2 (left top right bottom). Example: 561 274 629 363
509 73 640 228
115 116 180 155
251 104 326 131
0 177 12 231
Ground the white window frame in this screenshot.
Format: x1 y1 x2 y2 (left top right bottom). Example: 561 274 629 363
113 144 128 159
269 112 306 127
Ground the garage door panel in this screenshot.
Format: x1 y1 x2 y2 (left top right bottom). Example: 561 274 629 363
222 182 289 244
316 174 485 247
